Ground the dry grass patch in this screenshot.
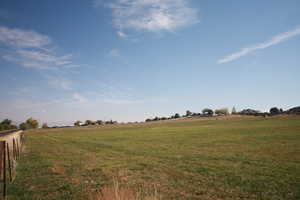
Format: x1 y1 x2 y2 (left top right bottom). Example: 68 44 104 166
89 177 161 200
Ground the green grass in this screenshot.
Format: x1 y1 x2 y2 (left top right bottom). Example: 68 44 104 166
8 116 300 200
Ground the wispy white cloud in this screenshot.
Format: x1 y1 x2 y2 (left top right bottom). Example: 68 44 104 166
218 26 300 64
0 26 74 69
102 97 167 105
10 92 88 110
16 49 72 69
103 0 198 34
0 26 51 49
108 48 120 57
102 98 142 105
12 98 65 110
117 31 127 38
92 83 167 105
72 92 87 103
48 77 72 90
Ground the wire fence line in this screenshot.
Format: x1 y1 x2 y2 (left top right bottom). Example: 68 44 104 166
0 130 24 199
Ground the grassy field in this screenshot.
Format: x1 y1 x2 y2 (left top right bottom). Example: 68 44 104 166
8 116 300 200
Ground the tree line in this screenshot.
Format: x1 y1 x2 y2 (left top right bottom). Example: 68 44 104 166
0 117 39 131
145 106 300 122
1 106 299 131
74 119 118 127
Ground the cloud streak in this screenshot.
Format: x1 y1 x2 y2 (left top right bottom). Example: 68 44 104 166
105 0 198 35
117 31 127 38
0 26 51 49
218 26 300 64
72 93 88 103
47 77 73 91
108 48 120 57
0 26 74 69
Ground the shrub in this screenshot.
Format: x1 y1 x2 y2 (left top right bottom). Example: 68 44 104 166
215 108 229 116
270 107 280 115
202 108 213 116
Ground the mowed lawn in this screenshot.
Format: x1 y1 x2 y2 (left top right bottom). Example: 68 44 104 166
9 116 300 200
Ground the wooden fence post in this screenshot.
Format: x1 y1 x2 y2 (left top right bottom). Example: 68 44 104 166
0 142 3 181
12 139 16 161
15 138 18 160
16 140 19 160
2 141 7 198
6 143 12 182
18 139 20 158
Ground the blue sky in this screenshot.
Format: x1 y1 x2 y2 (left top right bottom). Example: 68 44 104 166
0 0 300 126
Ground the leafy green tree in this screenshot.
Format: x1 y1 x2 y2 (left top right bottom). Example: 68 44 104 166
96 120 103 125
270 107 280 115
26 118 39 129
85 120 93 126
174 113 180 118
202 108 214 116
105 120 115 124
215 108 229 116
232 107 237 115
186 110 192 116
19 122 29 130
1 119 12 125
279 108 284 113
0 119 17 131
19 118 38 130
74 120 82 126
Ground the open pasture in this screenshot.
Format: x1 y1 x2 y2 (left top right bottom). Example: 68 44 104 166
9 116 300 200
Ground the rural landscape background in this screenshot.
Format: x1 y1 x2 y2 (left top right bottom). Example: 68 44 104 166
1 0 300 199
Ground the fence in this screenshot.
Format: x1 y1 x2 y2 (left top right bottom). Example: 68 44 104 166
0 130 24 199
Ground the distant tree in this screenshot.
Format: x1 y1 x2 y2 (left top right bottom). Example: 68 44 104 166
42 123 49 129
279 108 284 114
192 112 200 116
232 107 237 115
85 120 93 126
174 113 180 118
0 119 17 131
96 120 103 125
215 108 229 116
74 120 82 126
286 106 300 115
18 118 38 130
153 117 159 121
239 109 260 115
105 120 115 125
186 110 192 117
270 107 280 115
11 124 18 130
202 108 214 116
25 118 39 129
1 119 12 126
0 119 8 131
145 118 152 122
19 123 28 130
